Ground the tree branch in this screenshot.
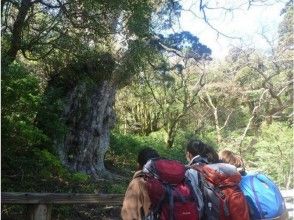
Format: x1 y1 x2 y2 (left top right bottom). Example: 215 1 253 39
238 88 268 150
5 0 33 66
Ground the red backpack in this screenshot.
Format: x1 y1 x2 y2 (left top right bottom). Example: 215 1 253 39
191 163 250 220
140 158 200 220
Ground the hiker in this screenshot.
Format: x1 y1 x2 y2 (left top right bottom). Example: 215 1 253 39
121 147 159 220
185 139 219 165
218 150 245 173
219 150 288 220
186 139 250 220
121 147 201 220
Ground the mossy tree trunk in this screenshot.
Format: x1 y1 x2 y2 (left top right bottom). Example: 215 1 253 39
38 52 133 179
57 81 116 178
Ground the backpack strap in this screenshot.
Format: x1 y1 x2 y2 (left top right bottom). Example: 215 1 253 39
184 178 198 204
185 178 202 219
165 184 174 220
249 175 263 219
152 183 176 220
192 164 231 218
149 184 174 220
152 190 166 219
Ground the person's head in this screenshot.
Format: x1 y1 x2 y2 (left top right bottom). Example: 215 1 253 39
185 139 219 163
219 150 245 172
137 147 160 170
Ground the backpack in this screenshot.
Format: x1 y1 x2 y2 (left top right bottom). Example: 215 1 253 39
141 158 200 220
191 163 250 220
240 172 287 219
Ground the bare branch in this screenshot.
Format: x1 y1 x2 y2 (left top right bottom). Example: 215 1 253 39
182 8 241 40
142 69 165 113
220 110 234 130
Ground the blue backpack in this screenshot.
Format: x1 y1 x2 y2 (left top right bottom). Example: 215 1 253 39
240 172 287 219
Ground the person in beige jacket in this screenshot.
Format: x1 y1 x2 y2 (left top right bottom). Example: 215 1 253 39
121 147 160 220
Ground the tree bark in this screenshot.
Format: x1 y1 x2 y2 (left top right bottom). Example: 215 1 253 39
165 119 178 148
57 81 116 178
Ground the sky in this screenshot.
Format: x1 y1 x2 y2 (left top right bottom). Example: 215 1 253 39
178 0 288 59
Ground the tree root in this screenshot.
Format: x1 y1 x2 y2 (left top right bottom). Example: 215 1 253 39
91 168 128 181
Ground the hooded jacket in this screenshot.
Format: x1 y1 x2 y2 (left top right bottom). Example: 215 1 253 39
121 171 151 220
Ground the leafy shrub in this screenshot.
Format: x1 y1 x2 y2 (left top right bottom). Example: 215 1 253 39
107 130 188 174
2 62 47 149
251 122 293 189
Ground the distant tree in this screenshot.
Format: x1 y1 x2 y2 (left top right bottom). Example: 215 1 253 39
115 80 162 135
199 79 243 145
152 62 210 148
117 54 211 148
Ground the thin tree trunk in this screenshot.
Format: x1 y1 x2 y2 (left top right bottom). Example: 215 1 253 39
4 0 32 66
165 120 178 148
238 89 268 152
206 93 222 144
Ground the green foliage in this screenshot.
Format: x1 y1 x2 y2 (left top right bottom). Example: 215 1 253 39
116 39 161 87
2 62 47 149
1 62 98 198
220 122 293 189
2 145 96 193
109 183 128 194
148 130 187 160
127 1 153 37
36 85 67 144
106 131 180 196
278 2 293 50
158 31 211 60
249 122 293 188
235 66 259 86
107 131 186 172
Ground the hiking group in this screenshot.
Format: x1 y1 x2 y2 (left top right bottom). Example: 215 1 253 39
121 139 288 220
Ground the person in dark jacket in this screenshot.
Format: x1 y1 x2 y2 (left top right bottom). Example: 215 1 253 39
185 139 219 165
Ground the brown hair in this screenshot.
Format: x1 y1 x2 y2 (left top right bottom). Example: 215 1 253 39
219 150 245 171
